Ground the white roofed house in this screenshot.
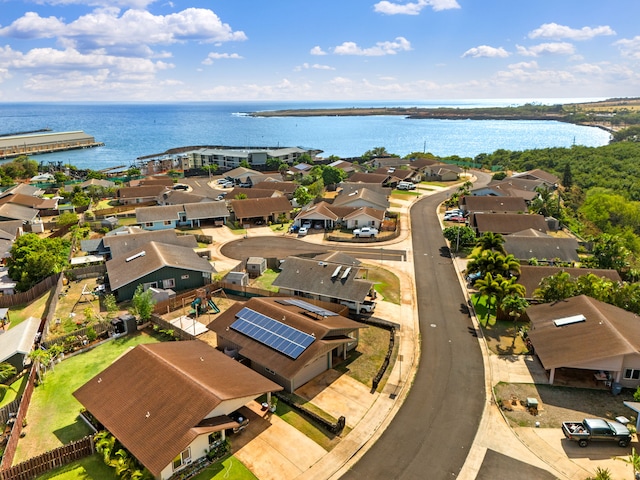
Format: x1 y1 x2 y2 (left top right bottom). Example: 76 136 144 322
136 203 230 230
342 207 385 230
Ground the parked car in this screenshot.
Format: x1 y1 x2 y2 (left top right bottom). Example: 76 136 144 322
444 215 465 222
298 226 309 236
173 184 189 191
445 209 464 216
562 418 631 447
340 300 376 313
397 181 416 190
353 227 379 238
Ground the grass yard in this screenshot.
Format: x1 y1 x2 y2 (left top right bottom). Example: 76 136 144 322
391 190 421 197
250 269 280 292
471 294 529 354
7 291 52 328
0 375 29 407
273 399 344 451
362 265 401 305
13 332 161 464
35 453 116 479
269 222 291 233
35 454 256 480
335 325 392 390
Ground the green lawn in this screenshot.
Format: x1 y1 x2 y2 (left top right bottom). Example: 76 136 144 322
0 374 28 407
8 291 52 328
362 265 401 304
36 454 256 480
335 325 391 389
251 269 280 292
14 332 161 463
269 221 291 233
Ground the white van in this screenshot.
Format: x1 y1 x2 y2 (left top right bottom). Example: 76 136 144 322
397 181 416 190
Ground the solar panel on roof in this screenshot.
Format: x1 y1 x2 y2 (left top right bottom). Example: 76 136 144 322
283 298 338 317
230 307 315 359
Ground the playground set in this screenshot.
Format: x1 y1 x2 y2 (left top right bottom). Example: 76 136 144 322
189 288 221 317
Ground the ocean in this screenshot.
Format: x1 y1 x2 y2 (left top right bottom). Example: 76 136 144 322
0 100 612 171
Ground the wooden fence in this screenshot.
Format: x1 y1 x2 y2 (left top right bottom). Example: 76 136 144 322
1 367 37 470
150 314 196 341
41 322 115 351
0 399 21 428
0 436 94 480
0 273 60 308
92 201 155 218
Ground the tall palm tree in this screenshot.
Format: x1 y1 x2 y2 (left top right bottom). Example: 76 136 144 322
475 232 506 254
494 253 521 277
474 273 504 322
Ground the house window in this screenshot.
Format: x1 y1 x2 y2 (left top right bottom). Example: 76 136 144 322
181 274 190 280
164 220 172 226
143 282 158 290
265 368 276 375
354 220 358 226
163 278 175 288
144 222 153 228
624 369 640 380
172 447 191 471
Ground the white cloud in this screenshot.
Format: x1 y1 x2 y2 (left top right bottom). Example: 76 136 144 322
571 63 604 75
528 23 616 41
374 0 460 15
516 42 575 57
202 52 242 65
507 61 538 70
310 46 327 56
32 0 156 9
615 36 640 59
294 63 335 71
0 8 247 55
333 37 411 56
462 45 509 58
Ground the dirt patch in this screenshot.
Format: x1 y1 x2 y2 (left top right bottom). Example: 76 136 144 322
494 383 636 429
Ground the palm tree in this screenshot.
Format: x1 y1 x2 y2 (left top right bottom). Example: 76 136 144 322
28 348 51 383
467 251 520 278
500 294 529 322
494 253 521 277
475 232 506 254
474 273 504 323
616 446 640 479
0 362 16 383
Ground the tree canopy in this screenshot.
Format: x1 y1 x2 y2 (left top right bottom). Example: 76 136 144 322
7 234 70 291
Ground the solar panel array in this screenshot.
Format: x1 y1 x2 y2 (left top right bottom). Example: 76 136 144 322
230 307 315 359
282 298 338 317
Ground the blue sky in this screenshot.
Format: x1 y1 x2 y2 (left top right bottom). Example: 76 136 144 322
1 0 639 102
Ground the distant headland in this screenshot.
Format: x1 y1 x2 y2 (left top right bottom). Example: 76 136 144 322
250 97 640 133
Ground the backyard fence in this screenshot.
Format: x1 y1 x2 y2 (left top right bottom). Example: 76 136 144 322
149 314 196 341
0 435 94 480
0 273 60 308
0 399 21 428
41 322 115 351
92 201 155 218
0 366 37 470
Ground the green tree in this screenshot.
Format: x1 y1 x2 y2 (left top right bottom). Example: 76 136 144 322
239 160 251 168
294 187 313 206
7 234 69 291
616 447 640 480
589 233 631 273
533 271 577 302
500 294 529 322
474 273 504 321
266 157 284 171
442 226 476 251
130 285 156 322
475 232 506 254
103 294 118 320
54 171 68 184
56 211 79 228
321 165 347 187
584 467 613 480
127 167 141 177
562 163 573 188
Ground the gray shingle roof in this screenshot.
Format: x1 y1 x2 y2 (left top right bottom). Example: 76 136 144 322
103 229 198 258
230 196 292 219
504 234 579 262
472 213 548 235
106 240 213 291
272 256 372 302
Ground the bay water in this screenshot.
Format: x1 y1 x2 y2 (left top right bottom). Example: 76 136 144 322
0 101 612 171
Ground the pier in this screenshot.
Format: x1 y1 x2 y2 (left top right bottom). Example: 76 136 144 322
0 130 104 160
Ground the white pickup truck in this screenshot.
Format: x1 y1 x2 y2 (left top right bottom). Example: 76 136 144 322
340 300 376 314
353 227 379 238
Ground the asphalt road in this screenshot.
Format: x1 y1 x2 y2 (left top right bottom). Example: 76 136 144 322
341 186 486 479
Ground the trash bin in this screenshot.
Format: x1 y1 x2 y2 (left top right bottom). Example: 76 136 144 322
612 383 623 395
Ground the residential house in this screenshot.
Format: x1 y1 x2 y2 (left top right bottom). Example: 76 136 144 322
73 341 282 480
101 229 199 259
157 190 214 206
117 185 167 205
342 207 385 230
511 169 560 188
134 175 175 188
0 183 45 199
347 172 393 187
504 229 580 264
229 196 292 225
0 316 40 372
526 295 640 388
208 296 366 392
339 182 392 197
294 201 385 230
517 265 621 300
0 203 40 225
0 220 22 263
63 178 115 193
136 202 230 230
0 193 58 211
327 159 358 175
470 177 545 202
272 255 374 309
372 167 420 183
369 157 410 169
460 196 528 214
470 212 548 236
106 240 215 300
225 187 283 200
251 181 298 199
332 187 390 211
421 163 461 182
0 268 16 295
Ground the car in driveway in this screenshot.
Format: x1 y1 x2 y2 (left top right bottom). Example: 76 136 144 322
298 226 309 236
353 227 379 238
444 214 465 222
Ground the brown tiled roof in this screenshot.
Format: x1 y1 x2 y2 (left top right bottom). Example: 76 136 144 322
332 188 389 210
73 341 282 476
118 185 167 199
252 181 298 194
472 213 548 235
207 297 365 379
227 187 281 199
461 196 528 213
527 295 640 370
230 196 292 219
512 169 559 185
106 240 214 291
517 265 621 299
339 182 392 197
138 176 176 187
347 172 390 185
158 190 213 205
409 157 439 169
342 206 385 221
